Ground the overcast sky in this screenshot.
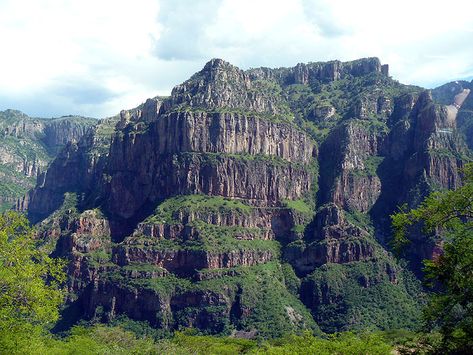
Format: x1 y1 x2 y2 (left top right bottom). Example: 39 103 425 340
0 0 472 118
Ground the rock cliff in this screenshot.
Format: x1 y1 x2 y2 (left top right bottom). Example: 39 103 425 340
0 110 95 211
19 58 473 335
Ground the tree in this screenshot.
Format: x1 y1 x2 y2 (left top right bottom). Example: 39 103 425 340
0 211 66 352
392 164 473 353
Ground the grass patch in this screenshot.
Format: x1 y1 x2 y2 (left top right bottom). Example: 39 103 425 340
282 199 314 215
148 194 252 225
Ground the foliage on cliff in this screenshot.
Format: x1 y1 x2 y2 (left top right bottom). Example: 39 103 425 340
392 163 473 353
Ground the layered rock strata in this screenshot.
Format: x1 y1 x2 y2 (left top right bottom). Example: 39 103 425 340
20 57 473 335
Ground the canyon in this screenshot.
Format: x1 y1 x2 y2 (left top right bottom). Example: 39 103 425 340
3 57 473 336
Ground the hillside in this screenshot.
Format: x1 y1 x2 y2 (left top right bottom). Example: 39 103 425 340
14 57 473 336
0 110 96 211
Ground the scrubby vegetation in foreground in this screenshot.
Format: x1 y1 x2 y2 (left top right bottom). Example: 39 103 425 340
1 325 402 355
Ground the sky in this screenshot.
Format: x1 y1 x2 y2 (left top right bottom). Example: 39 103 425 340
0 0 472 118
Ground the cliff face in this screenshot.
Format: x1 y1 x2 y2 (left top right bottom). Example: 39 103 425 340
42 116 95 154
21 58 472 335
0 110 96 211
247 57 387 85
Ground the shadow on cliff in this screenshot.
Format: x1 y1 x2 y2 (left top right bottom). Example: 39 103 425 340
51 298 85 334
368 157 403 247
369 157 432 278
106 199 160 243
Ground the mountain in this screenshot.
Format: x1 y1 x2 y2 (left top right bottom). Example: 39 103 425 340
0 110 96 211
15 58 472 336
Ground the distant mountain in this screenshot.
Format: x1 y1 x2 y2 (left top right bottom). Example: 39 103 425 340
0 109 96 211
432 80 473 149
12 57 473 336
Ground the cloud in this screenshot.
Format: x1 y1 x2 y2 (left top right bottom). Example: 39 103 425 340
0 0 472 117
154 0 222 60
0 0 163 117
301 0 351 37
47 78 117 105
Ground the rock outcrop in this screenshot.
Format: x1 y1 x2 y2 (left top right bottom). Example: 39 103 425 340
0 110 96 211
17 57 473 335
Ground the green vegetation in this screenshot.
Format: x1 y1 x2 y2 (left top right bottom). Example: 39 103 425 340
363 155 384 177
134 195 277 254
86 249 113 267
0 211 66 353
190 220 278 253
0 141 44 213
114 271 191 297
428 146 472 161
148 194 252 225
127 227 278 255
86 116 119 155
122 263 167 274
282 72 421 139
431 81 468 105
282 198 313 215
0 323 402 354
303 259 424 333
37 192 81 241
392 163 473 353
354 117 388 132
282 198 315 235
2 66 466 353
457 109 473 150
169 67 421 140
0 134 50 162
172 330 393 354
345 208 375 233
173 61 418 141
0 164 36 212
106 262 317 339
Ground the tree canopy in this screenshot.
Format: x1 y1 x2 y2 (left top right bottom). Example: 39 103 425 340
0 211 66 352
392 164 473 353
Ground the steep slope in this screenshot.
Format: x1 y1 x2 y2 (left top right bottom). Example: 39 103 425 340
26 63 319 337
0 110 96 211
433 80 473 150
22 58 472 336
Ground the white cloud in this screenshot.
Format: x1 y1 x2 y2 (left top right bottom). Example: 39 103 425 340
0 0 472 117
0 0 165 117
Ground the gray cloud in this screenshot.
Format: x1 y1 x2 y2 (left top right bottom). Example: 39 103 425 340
0 92 92 118
0 76 119 118
47 77 118 105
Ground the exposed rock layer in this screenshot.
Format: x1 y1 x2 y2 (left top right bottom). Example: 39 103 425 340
18 58 473 334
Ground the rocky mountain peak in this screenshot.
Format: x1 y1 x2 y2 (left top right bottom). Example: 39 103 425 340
12 56 472 336
432 80 472 104
168 58 287 114
202 58 235 71
199 57 250 86
343 56 384 76
247 57 388 88
1 109 29 119
117 96 165 129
